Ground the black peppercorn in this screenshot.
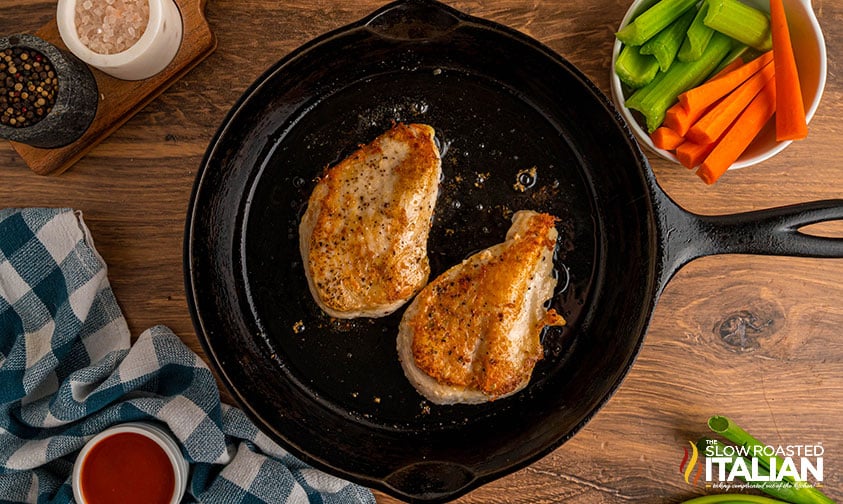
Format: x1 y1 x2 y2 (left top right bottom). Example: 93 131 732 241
0 34 98 149
0 47 57 128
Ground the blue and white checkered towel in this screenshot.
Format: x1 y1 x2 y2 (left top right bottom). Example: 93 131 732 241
0 208 376 504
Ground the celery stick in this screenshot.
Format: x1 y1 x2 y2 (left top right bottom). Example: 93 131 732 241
615 0 698 46
699 436 835 504
705 0 772 51
625 31 732 132
708 416 788 477
682 494 789 504
707 416 835 504
677 1 715 62
712 42 751 74
640 8 695 71
615 44 660 88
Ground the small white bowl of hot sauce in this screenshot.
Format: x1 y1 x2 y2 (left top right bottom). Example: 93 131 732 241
72 422 188 504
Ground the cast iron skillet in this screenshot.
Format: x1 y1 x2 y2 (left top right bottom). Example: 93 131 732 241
185 0 843 501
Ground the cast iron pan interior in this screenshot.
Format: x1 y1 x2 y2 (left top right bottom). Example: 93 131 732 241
186 0 658 501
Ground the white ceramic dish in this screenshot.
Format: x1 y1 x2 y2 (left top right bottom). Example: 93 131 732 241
610 0 827 170
57 0 183 80
71 422 188 504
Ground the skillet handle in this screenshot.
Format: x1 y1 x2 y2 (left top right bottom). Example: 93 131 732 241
363 0 462 40
384 461 476 502
660 198 843 289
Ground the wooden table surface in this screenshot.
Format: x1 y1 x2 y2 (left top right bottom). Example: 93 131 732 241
3 1 842 502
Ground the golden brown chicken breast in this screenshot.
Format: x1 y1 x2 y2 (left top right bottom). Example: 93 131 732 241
299 123 442 319
397 210 566 404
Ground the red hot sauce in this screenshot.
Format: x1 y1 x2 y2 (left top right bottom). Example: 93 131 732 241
79 432 176 504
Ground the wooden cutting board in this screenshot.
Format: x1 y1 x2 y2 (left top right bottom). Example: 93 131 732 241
7 0 216 175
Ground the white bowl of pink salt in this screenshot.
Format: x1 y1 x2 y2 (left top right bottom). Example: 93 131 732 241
57 0 183 80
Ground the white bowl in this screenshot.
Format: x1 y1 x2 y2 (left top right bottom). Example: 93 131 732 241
72 422 188 504
57 0 183 80
610 0 827 170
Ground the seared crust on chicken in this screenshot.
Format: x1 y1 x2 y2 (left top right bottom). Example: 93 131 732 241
299 123 442 319
397 210 566 404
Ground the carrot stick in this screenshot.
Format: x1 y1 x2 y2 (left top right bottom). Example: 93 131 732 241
686 60 775 145
770 0 808 141
676 140 716 169
663 102 694 136
651 126 684 150
712 56 747 80
678 51 772 112
663 58 744 136
697 78 777 184
665 99 716 137
712 46 748 75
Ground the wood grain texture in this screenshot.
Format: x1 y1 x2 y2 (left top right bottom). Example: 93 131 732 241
7 0 216 175
2 1 843 503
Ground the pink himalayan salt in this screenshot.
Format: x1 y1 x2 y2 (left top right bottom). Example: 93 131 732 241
75 0 150 55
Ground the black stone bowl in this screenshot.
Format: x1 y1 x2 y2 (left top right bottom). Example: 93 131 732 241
0 34 98 149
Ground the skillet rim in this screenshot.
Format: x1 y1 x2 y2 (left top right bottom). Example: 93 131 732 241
184 0 660 500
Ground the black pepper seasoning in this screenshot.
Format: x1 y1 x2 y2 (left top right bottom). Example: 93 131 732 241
0 34 98 149
0 47 58 128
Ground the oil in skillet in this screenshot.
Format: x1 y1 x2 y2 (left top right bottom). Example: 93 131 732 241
245 69 596 423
